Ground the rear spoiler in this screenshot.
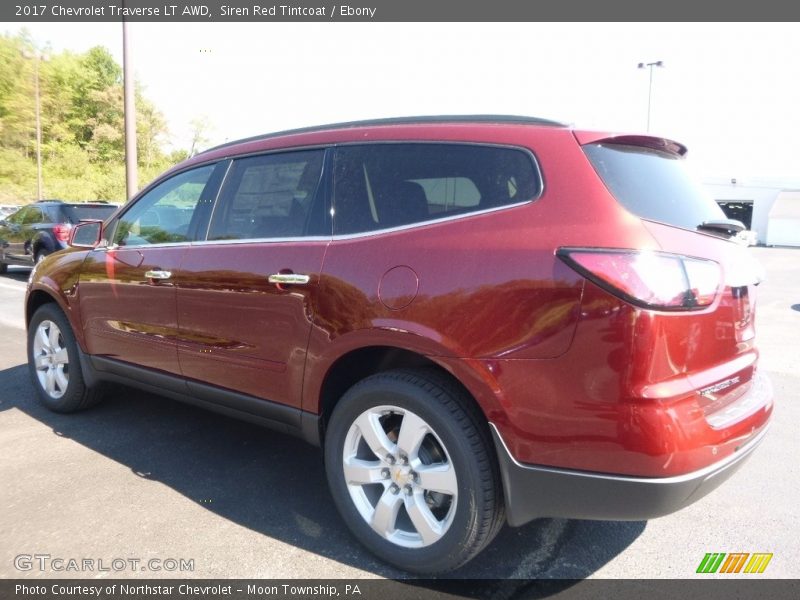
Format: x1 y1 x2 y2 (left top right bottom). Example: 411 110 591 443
573 131 687 157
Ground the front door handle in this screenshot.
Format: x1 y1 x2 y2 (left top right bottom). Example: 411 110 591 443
144 269 172 280
268 273 310 285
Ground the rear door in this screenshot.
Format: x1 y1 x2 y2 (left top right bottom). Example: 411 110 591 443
79 163 225 376
175 149 329 409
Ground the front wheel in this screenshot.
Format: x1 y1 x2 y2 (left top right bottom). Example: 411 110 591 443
324 369 504 574
28 303 105 413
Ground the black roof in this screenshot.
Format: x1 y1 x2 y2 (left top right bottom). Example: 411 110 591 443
205 114 566 153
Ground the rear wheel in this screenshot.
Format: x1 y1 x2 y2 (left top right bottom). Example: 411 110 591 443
0 262 7 274
28 303 105 413
324 369 504 573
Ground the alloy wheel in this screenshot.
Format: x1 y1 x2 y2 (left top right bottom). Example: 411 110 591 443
342 405 458 548
32 319 70 399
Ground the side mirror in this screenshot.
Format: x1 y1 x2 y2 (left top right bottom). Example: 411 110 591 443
70 220 104 248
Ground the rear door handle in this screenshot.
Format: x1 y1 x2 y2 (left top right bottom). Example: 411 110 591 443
268 273 310 285
144 270 172 280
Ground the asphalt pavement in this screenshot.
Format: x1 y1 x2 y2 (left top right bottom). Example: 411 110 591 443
0 247 798 582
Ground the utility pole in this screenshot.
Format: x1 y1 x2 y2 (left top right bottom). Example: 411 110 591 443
22 50 47 200
33 56 43 201
122 16 138 201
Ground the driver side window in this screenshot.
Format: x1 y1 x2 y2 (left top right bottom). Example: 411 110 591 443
112 164 216 247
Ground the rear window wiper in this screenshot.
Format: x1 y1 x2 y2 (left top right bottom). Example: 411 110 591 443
697 218 746 236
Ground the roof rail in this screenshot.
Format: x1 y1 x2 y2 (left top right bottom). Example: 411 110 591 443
205 114 566 153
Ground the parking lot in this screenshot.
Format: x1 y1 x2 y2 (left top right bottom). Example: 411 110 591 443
0 247 798 582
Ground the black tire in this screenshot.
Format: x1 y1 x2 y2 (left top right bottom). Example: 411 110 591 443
324 368 504 574
0 262 7 274
27 303 105 413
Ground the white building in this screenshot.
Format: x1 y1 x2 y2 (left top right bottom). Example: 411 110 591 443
703 177 800 246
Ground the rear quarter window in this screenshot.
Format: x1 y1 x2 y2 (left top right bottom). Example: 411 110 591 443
332 143 541 235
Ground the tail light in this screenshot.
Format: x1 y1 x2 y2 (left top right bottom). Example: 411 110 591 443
557 248 721 310
53 223 73 243
733 285 755 342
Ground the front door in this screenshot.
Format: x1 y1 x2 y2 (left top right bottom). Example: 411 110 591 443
79 163 224 375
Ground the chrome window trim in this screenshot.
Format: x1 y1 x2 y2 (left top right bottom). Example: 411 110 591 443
330 199 534 241
190 236 331 247
185 199 533 247
92 240 191 252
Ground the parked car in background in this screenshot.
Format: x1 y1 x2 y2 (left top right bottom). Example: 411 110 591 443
24 116 772 573
0 200 118 272
0 205 21 218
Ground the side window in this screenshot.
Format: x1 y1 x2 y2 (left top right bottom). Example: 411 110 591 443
113 165 216 247
9 208 31 225
22 208 44 225
207 150 325 241
332 144 541 235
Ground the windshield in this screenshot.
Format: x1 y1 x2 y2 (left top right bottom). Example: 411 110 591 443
584 143 725 231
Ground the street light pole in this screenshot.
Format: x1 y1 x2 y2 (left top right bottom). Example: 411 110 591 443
637 60 664 132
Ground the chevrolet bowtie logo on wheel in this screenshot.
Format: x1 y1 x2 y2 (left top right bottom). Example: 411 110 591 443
697 552 773 574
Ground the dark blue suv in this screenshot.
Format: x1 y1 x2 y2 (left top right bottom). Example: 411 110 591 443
0 200 118 272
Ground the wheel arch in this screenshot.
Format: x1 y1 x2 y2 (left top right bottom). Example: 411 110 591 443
31 231 56 258
26 285 85 350
311 345 498 448
26 288 60 325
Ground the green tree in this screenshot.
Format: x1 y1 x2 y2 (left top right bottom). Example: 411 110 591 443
0 33 175 204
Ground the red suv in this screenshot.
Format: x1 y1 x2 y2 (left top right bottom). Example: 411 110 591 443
25 116 772 573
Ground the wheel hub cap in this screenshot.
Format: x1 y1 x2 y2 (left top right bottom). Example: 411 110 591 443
391 465 412 486
32 319 69 399
342 405 458 549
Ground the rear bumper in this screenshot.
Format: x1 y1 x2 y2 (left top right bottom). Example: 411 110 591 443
492 422 769 527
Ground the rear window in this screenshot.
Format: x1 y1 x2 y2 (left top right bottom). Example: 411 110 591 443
332 143 541 235
62 205 117 224
584 143 725 231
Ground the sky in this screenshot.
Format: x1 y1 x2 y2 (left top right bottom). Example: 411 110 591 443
7 22 800 181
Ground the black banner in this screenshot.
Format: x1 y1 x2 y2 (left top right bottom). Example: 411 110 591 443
3 0 800 22
3 580 800 600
